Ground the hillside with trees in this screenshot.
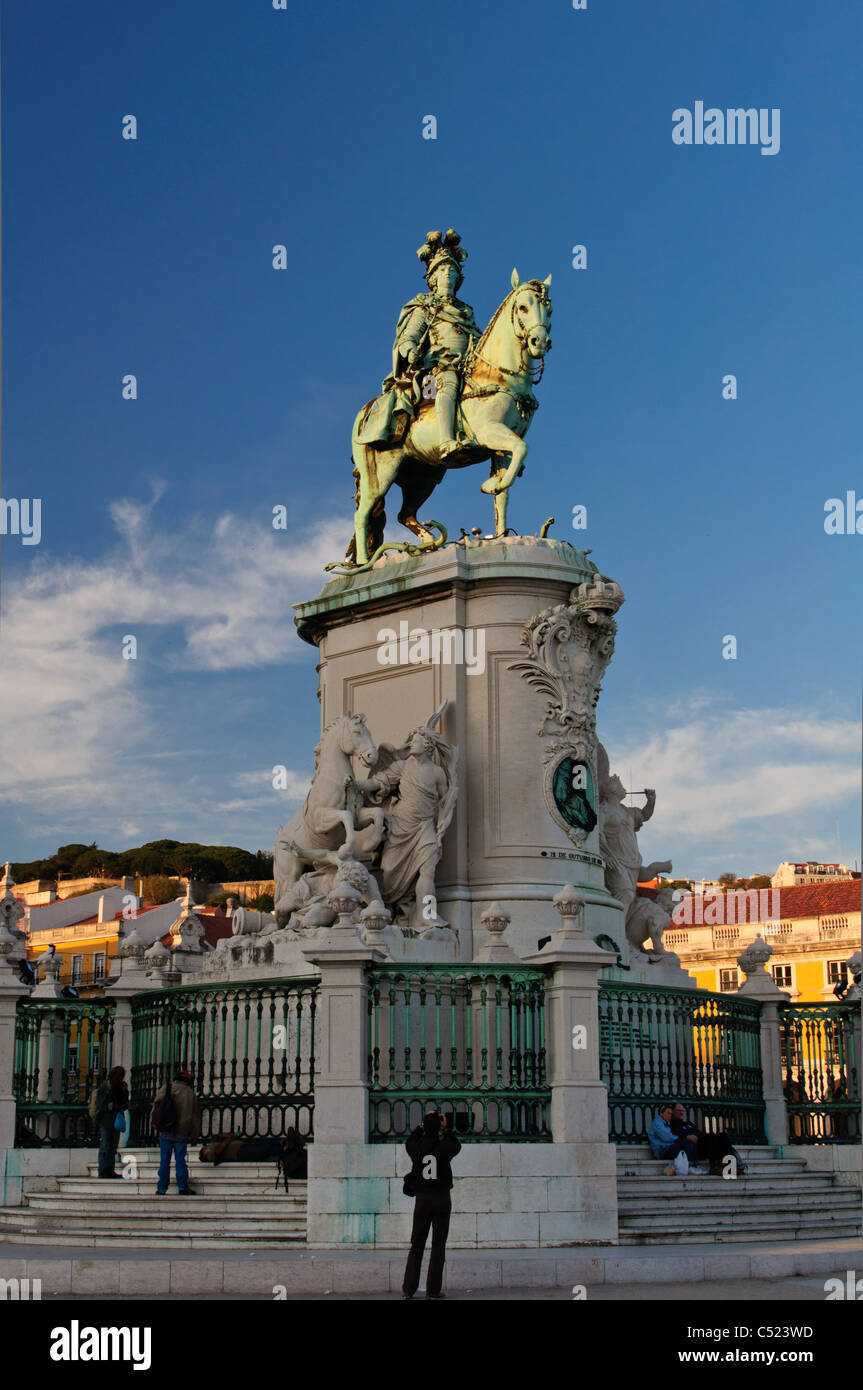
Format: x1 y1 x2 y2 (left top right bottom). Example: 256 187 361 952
10 840 274 885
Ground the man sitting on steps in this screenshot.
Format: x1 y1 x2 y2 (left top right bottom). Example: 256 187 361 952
669 1102 747 1176
647 1102 701 1176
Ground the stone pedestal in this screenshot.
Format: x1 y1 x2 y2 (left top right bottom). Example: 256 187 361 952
295 536 622 960
520 888 619 1239
737 935 790 1146
299 929 385 1146
0 976 22 1151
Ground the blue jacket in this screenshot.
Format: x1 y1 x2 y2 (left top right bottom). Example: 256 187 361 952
647 1113 676 1158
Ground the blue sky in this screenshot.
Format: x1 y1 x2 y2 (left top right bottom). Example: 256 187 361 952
1 0 860 877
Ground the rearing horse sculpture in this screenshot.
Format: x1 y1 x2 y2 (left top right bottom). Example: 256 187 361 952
344 270 552 569
273 713 384 918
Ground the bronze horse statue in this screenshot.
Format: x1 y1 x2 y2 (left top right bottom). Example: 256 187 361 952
340 270 552 571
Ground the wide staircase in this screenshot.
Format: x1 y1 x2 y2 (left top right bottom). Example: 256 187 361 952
0 1149 307 1249
616 1145 862 1245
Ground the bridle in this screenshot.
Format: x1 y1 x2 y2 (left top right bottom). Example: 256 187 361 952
468 284 550 386
462 284 550 414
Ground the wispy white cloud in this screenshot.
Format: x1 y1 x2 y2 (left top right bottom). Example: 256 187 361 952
604 699 860 876
0 492 345 848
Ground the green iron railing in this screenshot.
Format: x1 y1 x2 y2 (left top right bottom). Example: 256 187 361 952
779 1002 860 1143
13 998 116 1147
598 981 765 1144
366 964 551 1141
130 977 318 1143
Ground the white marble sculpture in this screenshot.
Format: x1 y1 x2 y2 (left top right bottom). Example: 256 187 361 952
274 713 385 926
273 703 458 936
623 884 677 962
0 863 27 966
511 576 624 849
356 706 458 932
273 844 386 931
597 744 675 963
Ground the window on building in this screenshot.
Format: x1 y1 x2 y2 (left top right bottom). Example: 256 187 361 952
719 968 739 992
93 953 106 981
827 960 847 986
772 964 792 989
70 956 83 985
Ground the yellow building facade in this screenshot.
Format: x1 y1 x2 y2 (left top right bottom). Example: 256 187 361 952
666 881 861 1000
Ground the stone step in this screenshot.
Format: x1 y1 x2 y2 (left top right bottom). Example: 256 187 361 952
619 1207 861 1233
618 1191 860 1214
23 1195 305 1215
57 1177 303 1196
0 1223 302 1256
617 1178 844 1200
0 1229 305 1249
617 1160 808 1176
85 1160 285 1177
616 1146 785 1158
0 1211 305 1235
619 1221 862 1245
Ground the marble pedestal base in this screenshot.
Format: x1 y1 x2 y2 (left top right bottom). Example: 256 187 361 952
294 535 623 961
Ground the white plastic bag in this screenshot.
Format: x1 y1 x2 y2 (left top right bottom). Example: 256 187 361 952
673 1149 689 1176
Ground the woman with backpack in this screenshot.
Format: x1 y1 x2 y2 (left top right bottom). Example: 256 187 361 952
91 1066 129 1179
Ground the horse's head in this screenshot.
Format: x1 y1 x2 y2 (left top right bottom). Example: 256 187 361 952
334 712 378 768
509 269 552 360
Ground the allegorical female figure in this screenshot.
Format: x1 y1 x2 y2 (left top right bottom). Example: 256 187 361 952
356 712 458 931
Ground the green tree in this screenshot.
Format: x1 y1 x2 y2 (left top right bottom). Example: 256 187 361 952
56 843 94 874
747 875 772 890
10 858 56 882
717 872 738 888
167 848 225 882
205 891 234 908
71 848 121 878
141 875 181 906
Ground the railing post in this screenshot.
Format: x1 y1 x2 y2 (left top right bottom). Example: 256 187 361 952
301 900 386 1144
736 934 789 1146
523 886 617 1145
0 973 22 1150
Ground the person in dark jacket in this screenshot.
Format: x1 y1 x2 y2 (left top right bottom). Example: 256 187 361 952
402 1110 461 1300
150 1068 201 1196
669 1103 747 1175
280 1127 308 1181
94 1066 129 1178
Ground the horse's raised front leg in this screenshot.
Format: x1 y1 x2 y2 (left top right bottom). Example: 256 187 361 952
478 422 527 497
355 806 385 853
312 807 357 854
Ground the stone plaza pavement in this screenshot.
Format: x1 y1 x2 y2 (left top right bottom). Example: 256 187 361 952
1 1236 860 1298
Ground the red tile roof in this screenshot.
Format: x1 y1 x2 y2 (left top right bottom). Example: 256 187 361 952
657 878 861 924
768 880 861 919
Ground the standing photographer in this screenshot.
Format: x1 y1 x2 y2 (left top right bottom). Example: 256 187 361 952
402 1109 461 1300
